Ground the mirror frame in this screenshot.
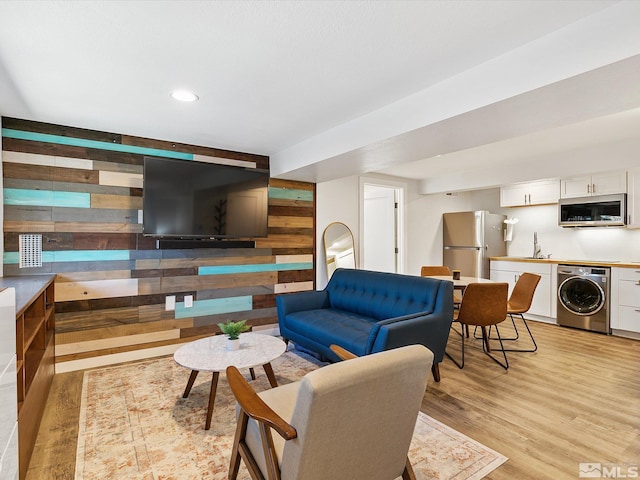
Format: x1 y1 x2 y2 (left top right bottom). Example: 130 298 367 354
323 222 356 278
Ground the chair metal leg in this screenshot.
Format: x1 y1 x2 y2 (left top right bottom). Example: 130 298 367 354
444 323 465 369
494 314 538 352
480 325 509 370
447 323 511 370
474 314 520 341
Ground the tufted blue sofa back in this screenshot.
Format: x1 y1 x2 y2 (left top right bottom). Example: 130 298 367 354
326 268 442 321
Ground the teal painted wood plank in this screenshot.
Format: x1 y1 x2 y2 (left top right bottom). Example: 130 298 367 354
3 250 130 264
1 128 194 161
4 188 90 208
198 262 313 275
268 187 313 202
175 296 253 319
52 250 131 262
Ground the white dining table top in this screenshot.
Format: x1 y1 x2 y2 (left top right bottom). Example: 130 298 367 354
424 275 496 289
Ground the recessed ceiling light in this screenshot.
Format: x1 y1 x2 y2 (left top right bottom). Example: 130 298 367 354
170 90 199 102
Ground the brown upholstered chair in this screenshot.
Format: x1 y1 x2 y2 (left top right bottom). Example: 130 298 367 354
420 265 462 305
445 282 509 370
503 272 541 352
475 273 541 352
420 265 451 276
226 345 434 480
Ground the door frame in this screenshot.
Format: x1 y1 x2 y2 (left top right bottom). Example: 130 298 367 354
359 176 407 274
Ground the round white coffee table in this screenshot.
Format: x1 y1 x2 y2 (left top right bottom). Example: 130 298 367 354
174 332 287 430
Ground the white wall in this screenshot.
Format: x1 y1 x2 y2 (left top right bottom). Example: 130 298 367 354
406 188 472 275
316 176 360 288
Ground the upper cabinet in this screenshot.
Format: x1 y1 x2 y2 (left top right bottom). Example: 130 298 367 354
626 168 640 229
500 179 559 207
560 171 627 199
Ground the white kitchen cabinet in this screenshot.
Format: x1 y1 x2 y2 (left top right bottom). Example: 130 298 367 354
611 267 640 334
626 167 640 228
560 171 627 199
500 179 559 207
490 261 552 318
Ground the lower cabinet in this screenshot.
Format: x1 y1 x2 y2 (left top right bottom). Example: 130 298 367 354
612 267 640 334
0 288 18 480
0 275 56 480
490 261 552 318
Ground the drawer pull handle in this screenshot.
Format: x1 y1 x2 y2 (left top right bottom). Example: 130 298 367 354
635 309 640 313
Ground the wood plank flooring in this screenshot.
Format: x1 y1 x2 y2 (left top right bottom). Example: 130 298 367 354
26 320 639 480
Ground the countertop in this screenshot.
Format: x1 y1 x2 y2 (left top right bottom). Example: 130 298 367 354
490 257 640 268
0 274 56 317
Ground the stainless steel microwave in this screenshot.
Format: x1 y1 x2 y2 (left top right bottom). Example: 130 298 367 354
558 194 627 227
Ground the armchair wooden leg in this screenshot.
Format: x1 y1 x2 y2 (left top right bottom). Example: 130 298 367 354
402 457 417 480
431 363 441 382
259 423 281 480
229 411 249 480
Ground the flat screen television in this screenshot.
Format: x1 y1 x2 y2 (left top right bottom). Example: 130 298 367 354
143 156 269 239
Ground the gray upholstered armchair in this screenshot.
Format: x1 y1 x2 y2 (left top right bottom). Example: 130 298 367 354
226 344 434 480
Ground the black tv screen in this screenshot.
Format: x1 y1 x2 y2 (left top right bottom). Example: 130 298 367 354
143 157 269 238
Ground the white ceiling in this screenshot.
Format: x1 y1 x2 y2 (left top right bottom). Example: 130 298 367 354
1 1 639 192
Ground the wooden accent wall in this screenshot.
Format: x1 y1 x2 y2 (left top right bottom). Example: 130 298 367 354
1 118 315 368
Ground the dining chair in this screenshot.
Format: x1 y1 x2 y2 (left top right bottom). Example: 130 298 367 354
420 265 463 305
445 282 509 370
420 265 451 276
226 345 434 480
501 273 541 352
475 273 541 352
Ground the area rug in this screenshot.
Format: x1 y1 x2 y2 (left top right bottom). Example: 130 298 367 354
75 348 506 480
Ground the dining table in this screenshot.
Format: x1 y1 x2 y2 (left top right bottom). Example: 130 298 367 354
424 275 495 291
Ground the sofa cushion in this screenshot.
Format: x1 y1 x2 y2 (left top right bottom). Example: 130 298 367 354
326 269 439 321
283 308 375 357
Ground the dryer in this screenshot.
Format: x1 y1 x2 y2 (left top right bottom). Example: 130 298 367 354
557 265 610 334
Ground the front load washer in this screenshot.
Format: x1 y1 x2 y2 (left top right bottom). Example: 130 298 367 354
557 265 610 334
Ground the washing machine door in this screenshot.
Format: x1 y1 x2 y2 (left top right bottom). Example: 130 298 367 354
558 276 605 316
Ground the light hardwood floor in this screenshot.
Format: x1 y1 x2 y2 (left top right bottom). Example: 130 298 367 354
26 320 639 480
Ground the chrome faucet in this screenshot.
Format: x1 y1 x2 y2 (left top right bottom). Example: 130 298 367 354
533 232 542 259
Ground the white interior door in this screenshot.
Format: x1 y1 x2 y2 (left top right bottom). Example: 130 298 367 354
363 184 398 273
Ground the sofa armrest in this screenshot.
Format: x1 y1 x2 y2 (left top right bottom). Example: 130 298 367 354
368 281 454 363
370 314 451 361
276 290 330 318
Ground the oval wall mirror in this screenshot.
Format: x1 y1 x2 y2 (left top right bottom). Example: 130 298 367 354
323 222 356 279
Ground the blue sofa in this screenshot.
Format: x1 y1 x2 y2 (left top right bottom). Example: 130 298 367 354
276 268 454 381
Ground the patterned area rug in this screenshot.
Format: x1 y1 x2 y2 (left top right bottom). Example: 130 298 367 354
75 348 506 480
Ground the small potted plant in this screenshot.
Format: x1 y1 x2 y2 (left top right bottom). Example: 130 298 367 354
217 320 250 351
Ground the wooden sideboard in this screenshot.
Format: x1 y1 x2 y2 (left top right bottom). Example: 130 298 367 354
0 275 56 480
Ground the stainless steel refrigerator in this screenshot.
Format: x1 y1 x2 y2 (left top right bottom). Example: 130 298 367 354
443 211 506 279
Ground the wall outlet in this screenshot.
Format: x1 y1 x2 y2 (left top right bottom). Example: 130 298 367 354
165 295 176 311
184 295 193 308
